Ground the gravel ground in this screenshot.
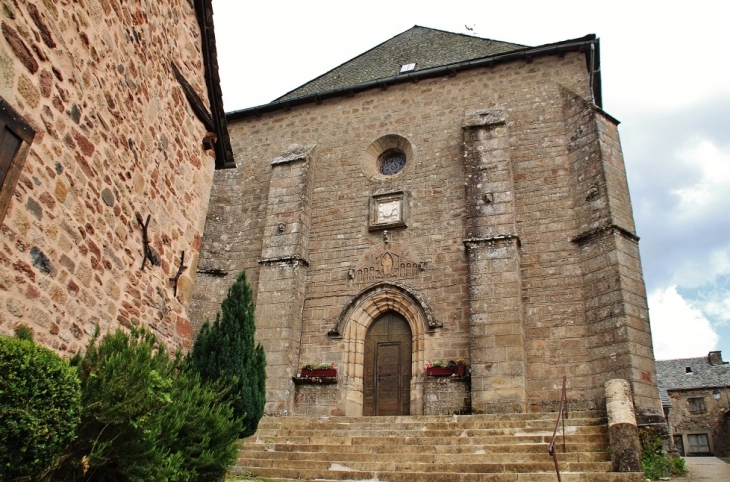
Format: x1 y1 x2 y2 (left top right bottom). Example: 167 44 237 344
671 456 730 481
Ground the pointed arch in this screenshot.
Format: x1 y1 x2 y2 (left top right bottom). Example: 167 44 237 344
335 281 440 380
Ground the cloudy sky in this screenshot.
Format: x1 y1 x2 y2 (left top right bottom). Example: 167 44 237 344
213 0 730 360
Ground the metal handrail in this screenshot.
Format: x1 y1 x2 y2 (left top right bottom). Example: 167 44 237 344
548 376 568 482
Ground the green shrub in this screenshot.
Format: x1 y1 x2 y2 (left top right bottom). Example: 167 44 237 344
640 429 686 481
188 270 266 437
49 327 241 481
0 330 81 481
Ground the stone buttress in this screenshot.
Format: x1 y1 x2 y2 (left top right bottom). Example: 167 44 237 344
255 145 314 415
563 89 663 425
462 110 527 413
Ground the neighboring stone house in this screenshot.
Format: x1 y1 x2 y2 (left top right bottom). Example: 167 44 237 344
191 26 663 426
657 351 730 457
0 1 232 353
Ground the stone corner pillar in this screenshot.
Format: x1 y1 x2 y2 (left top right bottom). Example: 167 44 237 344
605 379 642 473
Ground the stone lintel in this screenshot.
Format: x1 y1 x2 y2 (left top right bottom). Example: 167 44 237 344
463 234 520 249
258 255 309 267
271 144 316 166
462 109 506 129
571 223 639 245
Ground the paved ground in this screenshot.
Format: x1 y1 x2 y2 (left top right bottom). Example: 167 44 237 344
672 456 730 481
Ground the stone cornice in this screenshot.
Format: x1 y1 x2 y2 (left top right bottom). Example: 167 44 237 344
258 255 310 267
463 234 520 249
571 224 639 244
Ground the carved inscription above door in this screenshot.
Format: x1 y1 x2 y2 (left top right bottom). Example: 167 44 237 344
354 242 421 284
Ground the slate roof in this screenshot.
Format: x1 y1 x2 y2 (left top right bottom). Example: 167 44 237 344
227 28 600 121
656 375 672 408
656 353 730 391
276 26 526 102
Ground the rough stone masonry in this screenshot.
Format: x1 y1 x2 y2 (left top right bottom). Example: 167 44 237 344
190 27 664 426
0 0 227 353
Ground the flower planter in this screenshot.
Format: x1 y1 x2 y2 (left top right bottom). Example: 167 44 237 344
426 367 453 377
426 366 467 376
301 368 337 378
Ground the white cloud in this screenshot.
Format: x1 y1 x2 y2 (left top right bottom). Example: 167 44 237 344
672 138 730 215
669 247 730 291
691 287 730 326
649 286 719 360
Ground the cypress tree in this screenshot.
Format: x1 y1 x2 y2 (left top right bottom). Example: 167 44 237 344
188 270 266 437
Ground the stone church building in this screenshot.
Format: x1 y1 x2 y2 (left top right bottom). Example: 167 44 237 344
191 26 662 425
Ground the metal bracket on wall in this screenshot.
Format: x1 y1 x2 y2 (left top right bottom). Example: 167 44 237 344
169 251 188 297
137 214 159 270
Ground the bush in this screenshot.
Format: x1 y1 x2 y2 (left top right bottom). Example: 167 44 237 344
640 429 686 481
0 330 81 481
49 328 241 481
188 270 266 437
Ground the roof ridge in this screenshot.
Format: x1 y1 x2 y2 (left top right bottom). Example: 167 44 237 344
409 24 528 47
274 25 530 103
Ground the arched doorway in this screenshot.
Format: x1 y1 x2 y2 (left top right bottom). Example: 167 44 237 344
334 281 440 416
363 312 412 416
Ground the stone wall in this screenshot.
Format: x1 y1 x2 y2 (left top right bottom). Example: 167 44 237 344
668 388 730 456
192 50 661 417
423 376 470 415
0 1 217 353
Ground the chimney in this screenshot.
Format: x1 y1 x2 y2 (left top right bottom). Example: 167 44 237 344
708 351 725 366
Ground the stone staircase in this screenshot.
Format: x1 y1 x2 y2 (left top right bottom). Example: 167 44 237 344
232 411 644 481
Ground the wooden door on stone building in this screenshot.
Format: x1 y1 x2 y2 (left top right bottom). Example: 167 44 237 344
363 312 412 416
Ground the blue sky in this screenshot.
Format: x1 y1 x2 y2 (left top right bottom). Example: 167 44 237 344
213 0 730 361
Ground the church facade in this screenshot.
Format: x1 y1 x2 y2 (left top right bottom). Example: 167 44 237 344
191 27 662 424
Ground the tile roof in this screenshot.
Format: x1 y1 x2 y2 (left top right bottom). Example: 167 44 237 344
276 26 526 102
656 352 730 390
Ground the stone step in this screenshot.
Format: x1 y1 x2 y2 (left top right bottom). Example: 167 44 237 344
231 466 643 482
239 458 613 472
243 440 609 455
234 413 626 482
255 411 607 427
238 448 610 463
248 424 606 439
243 433 607 446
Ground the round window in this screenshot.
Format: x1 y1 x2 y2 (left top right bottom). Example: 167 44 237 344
378 149 406 175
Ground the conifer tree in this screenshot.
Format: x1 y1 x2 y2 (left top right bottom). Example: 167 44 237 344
188 270 266 437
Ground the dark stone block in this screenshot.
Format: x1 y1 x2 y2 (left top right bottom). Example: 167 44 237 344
30 246 56 276
101 187 115 206
70 104 81 124
26 197 43 220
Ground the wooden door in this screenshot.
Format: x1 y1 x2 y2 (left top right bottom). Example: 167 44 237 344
363 312 412 416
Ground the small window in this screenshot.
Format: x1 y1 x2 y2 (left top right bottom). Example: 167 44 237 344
378 149 406 176
0 97 35 224
685 366 693 373
687 397 707 414
399 63 416 73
